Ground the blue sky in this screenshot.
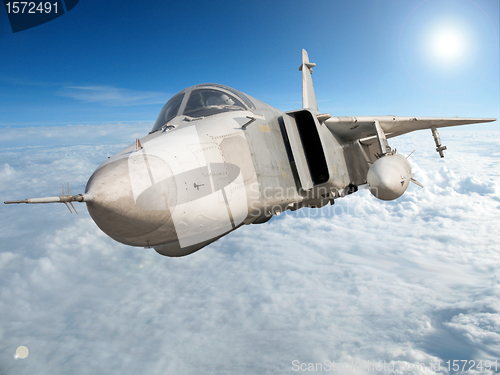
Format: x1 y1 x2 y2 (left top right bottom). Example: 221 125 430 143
0 0 498 128
1 1 500 373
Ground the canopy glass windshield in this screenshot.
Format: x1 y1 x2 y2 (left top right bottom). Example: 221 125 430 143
152 92 185 131
183 89 245 118
152 86 249 132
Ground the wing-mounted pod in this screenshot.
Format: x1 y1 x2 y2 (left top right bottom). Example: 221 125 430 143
366 152 413 201
364 121 415 201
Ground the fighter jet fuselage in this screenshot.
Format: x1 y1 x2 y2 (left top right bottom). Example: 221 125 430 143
5 50 495 256
86 82 353 256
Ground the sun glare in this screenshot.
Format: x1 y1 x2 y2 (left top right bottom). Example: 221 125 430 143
431 27 467 63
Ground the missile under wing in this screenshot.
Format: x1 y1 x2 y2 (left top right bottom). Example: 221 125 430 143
5 50 495 256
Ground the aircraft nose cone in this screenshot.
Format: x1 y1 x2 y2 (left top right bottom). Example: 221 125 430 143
85 157 175 247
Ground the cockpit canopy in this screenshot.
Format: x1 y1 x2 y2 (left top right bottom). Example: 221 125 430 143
152 84 255 132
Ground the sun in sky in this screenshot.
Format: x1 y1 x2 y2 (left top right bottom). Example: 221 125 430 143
399 0 497 93
430 26 467 63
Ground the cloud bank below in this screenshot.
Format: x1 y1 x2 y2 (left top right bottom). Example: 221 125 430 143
0 125 499 375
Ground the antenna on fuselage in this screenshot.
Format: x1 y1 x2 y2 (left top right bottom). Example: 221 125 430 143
4 183 92 213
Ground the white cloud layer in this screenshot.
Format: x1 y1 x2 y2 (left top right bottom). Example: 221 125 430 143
0 126 499 375
60 86 169 106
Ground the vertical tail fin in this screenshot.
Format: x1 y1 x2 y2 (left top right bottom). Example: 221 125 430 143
299 49 318 112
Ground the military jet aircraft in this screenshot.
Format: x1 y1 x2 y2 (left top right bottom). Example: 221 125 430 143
5 50 495 256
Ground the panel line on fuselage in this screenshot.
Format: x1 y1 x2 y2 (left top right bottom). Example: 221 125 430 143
140 148 156 186
220 187 236 229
